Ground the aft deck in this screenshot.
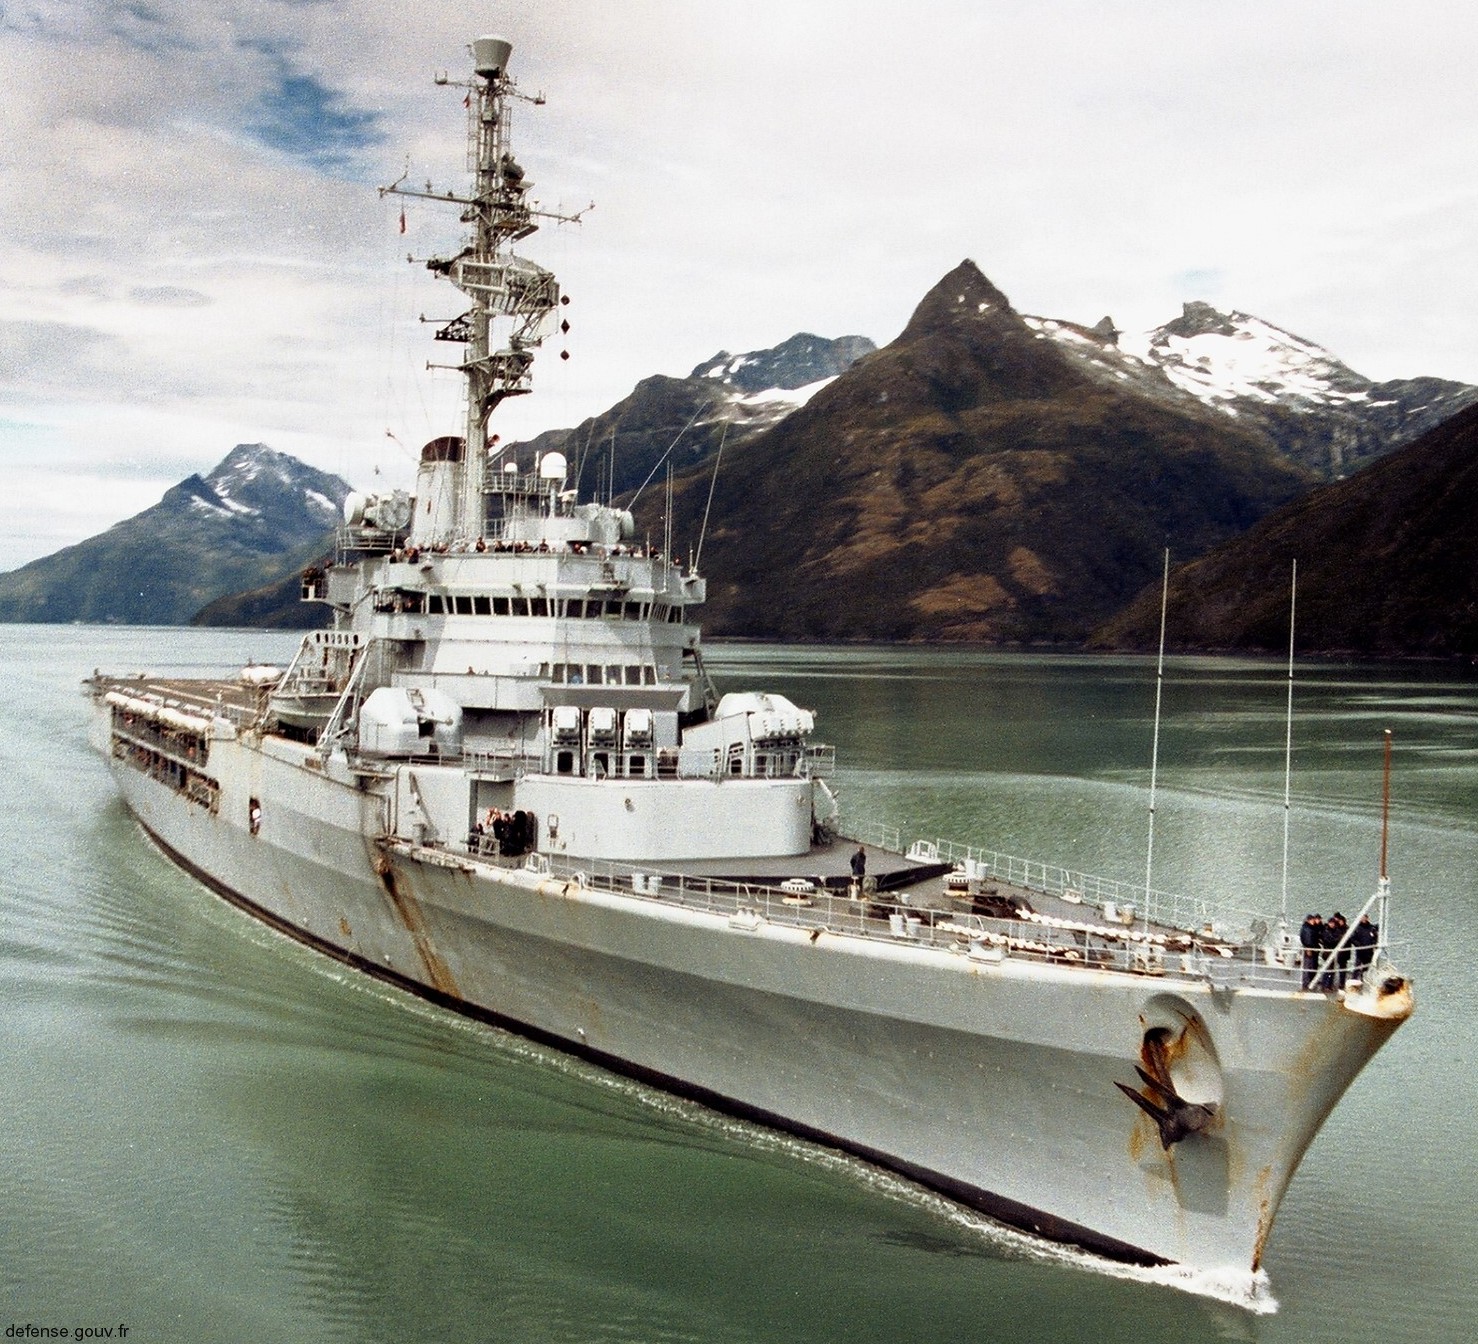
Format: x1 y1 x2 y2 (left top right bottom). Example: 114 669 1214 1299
91 673 272 728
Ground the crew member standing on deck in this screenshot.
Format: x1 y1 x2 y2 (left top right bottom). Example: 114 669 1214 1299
850 845 866 896
1299 913 1324 990
1350 913 1379 981
1324 911 1350 988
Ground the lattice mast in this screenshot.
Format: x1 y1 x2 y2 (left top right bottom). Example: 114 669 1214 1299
382 35 578 543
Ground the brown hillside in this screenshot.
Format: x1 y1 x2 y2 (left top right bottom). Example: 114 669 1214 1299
1091 401 1478 657
646 261 1313 643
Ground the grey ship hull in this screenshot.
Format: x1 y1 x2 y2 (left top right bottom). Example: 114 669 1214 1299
101 730 1406 1282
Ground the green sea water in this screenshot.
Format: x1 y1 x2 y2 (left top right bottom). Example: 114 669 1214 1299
3 628 1472 1342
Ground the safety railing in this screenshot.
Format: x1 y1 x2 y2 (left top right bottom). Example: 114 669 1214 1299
845 823 1264 940
438 842 1400 992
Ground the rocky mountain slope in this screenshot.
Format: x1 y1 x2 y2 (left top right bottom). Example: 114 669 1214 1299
186 333 875 629
1090 401 1478 658
512 332 876 502
0 444 350 625
1028 302 1478 479
642 261 1315 643
23 263 1475 647
190 560 332 629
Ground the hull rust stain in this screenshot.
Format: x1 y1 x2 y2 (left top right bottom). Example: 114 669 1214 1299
374 852 460 999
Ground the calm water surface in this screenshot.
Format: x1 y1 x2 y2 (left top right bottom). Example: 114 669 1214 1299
3 628 1473 1342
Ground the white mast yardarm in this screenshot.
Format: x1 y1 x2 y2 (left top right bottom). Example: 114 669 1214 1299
381 35 586 545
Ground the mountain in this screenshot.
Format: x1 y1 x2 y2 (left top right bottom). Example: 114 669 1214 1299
638 261 1315 643
193 334 878 629
690 333 877 394
55 269 1475 646
1027 302 1478 479
511 332 876 502
190 561 332 629
1089 401 1478 658
0 444 350 625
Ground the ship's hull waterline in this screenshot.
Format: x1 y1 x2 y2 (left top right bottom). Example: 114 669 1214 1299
104 738 1403 1281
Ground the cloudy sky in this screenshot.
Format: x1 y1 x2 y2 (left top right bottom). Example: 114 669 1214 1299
2 0 1475 569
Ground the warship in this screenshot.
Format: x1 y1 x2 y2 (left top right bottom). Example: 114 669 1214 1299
88 34 1412 1289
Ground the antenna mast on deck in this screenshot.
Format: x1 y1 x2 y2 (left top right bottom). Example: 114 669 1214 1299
1278 560 1298 934
1379 727 1393 885
381 35 587 543
1143 549 1170 906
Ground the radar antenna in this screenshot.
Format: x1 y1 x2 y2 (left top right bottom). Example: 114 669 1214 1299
379 35 590 542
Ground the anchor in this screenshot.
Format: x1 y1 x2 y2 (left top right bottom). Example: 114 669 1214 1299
1116 1063 1218 1149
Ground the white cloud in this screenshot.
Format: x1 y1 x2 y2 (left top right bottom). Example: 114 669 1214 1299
3 0 1477 570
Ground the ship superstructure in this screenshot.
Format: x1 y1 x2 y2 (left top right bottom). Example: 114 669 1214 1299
88 35 1412 1295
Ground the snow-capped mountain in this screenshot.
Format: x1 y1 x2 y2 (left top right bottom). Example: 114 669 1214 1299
0 443 351 625
186 442 346 531
1143 303 1373 412
511 332 876 501
1028 301 1478 477
692 332 877 394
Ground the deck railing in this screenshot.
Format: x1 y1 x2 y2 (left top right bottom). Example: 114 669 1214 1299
446 841 1402 993
843 820 1262 939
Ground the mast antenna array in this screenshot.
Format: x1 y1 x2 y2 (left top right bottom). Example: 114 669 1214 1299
378 35 590 543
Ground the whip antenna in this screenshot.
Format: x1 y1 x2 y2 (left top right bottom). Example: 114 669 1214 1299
1380 728 1392 884
1144 549 1170 908
1279 559 1297 932
693 418 730 573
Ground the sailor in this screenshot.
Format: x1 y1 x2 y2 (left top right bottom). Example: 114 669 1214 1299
1299 913 1323 990
1322 912 1350 989
849 845 867 898
1350 913 1379 980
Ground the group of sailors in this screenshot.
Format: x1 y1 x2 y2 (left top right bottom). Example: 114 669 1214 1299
387 540 678 562
1299 911 1379 990
468 807 538 859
